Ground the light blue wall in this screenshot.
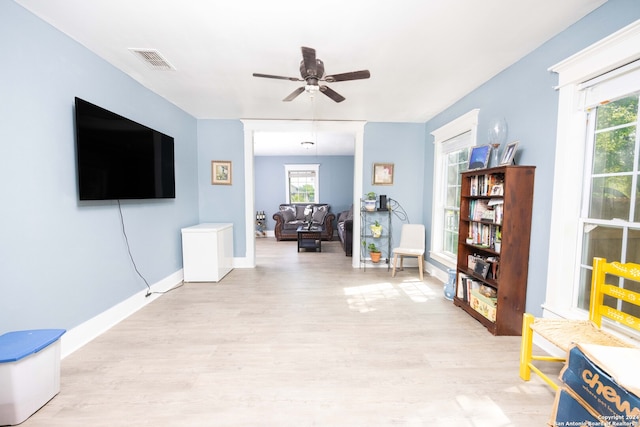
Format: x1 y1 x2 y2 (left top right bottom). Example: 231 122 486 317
0 2 199 334
423 0 640 316
4 0 639 336
364 123 426 248
254 155 355 231
196 120 246 255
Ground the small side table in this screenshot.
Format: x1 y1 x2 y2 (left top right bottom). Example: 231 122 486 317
297 225 323 252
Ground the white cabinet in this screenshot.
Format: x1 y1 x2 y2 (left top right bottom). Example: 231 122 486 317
181 223 233 282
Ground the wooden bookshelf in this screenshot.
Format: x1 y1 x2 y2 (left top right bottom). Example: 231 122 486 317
454 165 535 336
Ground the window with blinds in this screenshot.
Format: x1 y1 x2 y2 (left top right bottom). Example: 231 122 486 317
285 164 319 203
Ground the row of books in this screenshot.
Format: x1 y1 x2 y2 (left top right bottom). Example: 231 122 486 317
468 198 504 223
457 273 498 301
469 174 505 197
467 222 501 248
457 273 479 302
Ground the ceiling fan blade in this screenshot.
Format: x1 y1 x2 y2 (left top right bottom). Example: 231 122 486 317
301 46 317 76
319 85 345 103
324 70 371 82
283 87 305 102
253 73 302 82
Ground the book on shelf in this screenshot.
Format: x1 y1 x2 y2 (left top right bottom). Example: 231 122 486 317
456 273 483 302
468 222 500 248
469 173 505 197
469 199 503 225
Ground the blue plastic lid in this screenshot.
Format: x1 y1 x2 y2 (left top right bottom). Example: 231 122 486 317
0 329 66 363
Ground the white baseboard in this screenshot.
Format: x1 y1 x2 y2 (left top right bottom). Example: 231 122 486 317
233 256 254 268
426 261 447 283
60 269 183 359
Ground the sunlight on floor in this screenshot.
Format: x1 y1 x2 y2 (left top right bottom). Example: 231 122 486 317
398 279 438 302
455 394 512 427
344 279 439 312
343 282 399 312
402 394 516 427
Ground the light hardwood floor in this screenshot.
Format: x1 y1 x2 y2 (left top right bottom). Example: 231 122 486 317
21 238 558 426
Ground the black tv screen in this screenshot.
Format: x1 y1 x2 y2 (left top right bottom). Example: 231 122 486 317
74 97 175 200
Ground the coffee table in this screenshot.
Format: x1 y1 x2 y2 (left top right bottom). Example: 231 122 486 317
297 225 323 252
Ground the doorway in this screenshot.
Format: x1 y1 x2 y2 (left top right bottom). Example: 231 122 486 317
242 119 365 268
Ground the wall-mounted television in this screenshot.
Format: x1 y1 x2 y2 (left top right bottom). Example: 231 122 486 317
74 97 175 200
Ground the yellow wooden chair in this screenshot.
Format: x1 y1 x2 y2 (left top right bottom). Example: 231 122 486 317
519 257 640 390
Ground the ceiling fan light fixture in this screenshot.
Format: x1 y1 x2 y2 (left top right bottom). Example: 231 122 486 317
301 141 315 149
253 46 370 103
305 84 320 94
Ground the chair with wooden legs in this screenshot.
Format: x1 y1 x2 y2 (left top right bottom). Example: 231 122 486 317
519 257 640 390
391 224 425 281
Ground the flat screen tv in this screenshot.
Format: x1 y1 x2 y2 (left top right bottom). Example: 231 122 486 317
74 97 175 200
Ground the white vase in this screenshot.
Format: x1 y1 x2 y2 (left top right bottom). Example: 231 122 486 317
364 200 376 211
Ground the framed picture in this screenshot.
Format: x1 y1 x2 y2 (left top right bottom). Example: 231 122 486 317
468 145 491 170
490 184 504 196
474 259 491 279
500 141 519 165
372 163 394 185
211 160 232 185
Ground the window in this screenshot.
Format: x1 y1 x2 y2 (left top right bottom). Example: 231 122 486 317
430 110 479 268
577 89 640 318
285 164 319 203
546 21 640 330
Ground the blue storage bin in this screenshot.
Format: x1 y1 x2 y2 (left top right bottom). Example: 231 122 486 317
0 329 66 425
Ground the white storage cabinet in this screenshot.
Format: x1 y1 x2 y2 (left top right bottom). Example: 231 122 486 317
181 223 234 282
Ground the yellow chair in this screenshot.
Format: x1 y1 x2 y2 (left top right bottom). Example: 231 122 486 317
391 224 425 281
519 257 640 390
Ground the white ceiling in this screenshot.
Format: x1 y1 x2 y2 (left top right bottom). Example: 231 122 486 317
253 130 355 156
15 0 607 154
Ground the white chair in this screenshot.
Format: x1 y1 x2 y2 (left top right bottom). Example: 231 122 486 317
391 224 425 280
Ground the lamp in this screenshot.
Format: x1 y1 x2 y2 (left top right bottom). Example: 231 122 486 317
301 141 315 149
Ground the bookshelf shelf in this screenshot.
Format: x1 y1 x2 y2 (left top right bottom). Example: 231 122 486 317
454 165 535 336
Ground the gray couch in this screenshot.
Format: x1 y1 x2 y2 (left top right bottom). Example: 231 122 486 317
272 203 335 241
337 205 354 256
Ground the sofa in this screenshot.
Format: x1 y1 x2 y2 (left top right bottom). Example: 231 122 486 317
337 205 354 256
272 203 335 241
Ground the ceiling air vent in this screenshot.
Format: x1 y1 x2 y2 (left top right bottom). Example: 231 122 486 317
129 48 175 71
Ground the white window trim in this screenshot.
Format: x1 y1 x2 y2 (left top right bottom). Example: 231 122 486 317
545 19 640 321
284 163 320 203
429 109 479 269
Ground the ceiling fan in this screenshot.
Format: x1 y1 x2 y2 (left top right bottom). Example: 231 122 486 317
253 46 370 103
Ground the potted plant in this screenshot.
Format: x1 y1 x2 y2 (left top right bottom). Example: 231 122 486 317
370 220 382 238
364 192 377 211
367 242 382 263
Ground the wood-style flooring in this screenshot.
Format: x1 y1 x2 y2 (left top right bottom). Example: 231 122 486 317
20 238 558 426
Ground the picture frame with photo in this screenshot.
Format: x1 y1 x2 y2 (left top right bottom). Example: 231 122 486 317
500 141 519 165
490 184 504 196
468 145 491 170
211 160 232 185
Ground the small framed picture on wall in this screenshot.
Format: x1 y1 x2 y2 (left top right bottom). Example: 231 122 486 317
211 160 232 185
373 163 394 185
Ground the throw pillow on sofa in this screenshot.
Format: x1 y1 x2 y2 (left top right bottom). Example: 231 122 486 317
312 205 328 223
281 207 295 223
295 205 311 220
